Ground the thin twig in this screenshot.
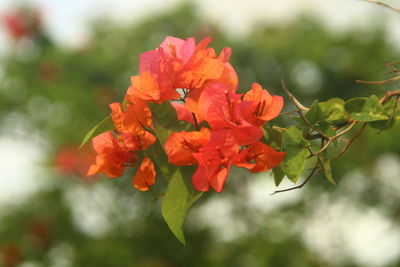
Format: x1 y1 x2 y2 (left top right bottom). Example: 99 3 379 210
356 75 400 85
311 140 331 157
271 161 320 195
330 120 357 139
272 125 288 131
330 123 368 163
380 89 400 104
310 120 357 156
384 61 400 74
362 0 400 12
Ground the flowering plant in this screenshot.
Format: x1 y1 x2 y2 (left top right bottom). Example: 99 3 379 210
82 36 400 243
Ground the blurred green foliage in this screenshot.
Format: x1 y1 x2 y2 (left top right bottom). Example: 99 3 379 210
1 3 400 267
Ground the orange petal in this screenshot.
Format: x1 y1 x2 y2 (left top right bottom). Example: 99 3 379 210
140 131 156 151
124 102 152 133
128 72 160 101
109 103 125 132
110 102 152 136
133 157 156 191
235 142 285 173
243 83 284 125
164 128 211 166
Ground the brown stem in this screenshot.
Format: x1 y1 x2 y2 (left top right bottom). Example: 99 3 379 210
356 75 400 85
192 112 200 131
311 120 357 156
380 89 400 104
362 0 400 12
330 123 367 163
271 161 320 195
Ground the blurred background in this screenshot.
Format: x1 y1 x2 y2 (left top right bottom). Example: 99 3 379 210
1 0 400 266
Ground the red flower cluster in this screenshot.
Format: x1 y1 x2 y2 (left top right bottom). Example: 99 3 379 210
88 36 285 192
87 100 156 191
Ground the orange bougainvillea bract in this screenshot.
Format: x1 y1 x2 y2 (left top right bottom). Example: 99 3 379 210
87 36 285 193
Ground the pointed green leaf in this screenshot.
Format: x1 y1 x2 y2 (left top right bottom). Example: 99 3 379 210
148 121 176 181
345 95 388 122
303 100 318 124
273 167 285 186
369 98 398 130
345 97 367 113
319 153 336 185
161 167 203 244
281 126 310 183
149 101 190 131
305 98 346 125
317 122 337 137
263 126 283 150
79 115 113 148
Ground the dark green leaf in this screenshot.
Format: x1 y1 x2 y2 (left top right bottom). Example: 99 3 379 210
344 97 367 114
149 101 190 131
345 95 388 122
305 98 347 125
161 167 203 245
79 115 113 148
148 121 176 181
369 98 398 130
263 126 283 150
317 122 338 138
281 126 310 183
319 152 336 185
273 167 285 186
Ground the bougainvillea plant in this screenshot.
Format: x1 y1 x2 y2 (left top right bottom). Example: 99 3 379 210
81 35 400 244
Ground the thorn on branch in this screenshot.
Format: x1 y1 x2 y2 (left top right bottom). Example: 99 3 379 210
281 80 309 112
281 80 330 141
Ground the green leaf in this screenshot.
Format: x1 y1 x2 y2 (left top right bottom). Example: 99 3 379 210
316 122 337 138
263 127 286 185
149 101 190 131
148 121 176 181
345 95 389 122
369 98 397 130
281 126 310 183
319 152 336 185
263 126 283 150
79 115 113 148
344 97 367 113
273 167 285 186
161 167 203 244
305 98 347 125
